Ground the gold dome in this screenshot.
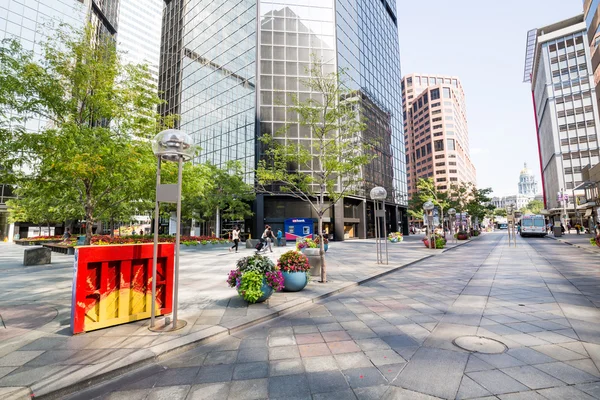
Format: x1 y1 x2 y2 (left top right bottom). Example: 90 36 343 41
520 162 530 176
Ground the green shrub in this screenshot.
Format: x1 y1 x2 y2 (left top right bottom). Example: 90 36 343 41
237 271 264 303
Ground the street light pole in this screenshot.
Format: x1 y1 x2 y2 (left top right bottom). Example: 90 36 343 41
423 200 435 249
150 129 195 332
370 187 388 265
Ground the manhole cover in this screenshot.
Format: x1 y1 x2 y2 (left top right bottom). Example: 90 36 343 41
453 336 507 354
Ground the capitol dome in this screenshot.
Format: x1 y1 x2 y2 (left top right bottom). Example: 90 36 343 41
520 163 531 176
518 162 538 196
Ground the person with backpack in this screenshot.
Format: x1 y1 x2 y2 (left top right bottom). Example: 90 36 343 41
262 225 273 252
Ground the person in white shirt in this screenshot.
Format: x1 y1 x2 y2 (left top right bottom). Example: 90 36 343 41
229 226 241 253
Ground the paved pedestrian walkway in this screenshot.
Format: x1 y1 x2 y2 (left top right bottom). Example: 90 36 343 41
0 234 467 399
547 232 600 254
64 232 600 400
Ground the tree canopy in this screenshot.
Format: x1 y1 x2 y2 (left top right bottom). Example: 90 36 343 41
0 24 170 244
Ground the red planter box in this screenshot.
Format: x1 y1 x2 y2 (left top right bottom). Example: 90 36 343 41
70 243 174 334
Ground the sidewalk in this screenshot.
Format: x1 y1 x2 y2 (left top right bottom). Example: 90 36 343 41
546 232 600 255
0 234 476 399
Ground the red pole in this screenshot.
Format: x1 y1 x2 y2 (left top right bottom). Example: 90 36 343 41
530 88 547 208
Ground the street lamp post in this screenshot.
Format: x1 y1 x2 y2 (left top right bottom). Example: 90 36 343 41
506 203 516 247
448 208 456 244
370 187 388 265
423 200 435 249
150 129 195 332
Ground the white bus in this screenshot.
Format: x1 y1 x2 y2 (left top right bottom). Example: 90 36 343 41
520 214 546 237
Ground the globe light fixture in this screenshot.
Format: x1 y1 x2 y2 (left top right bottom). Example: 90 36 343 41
423 200 435 211
370 186 387 201
448 208 456 215
152 129 195 162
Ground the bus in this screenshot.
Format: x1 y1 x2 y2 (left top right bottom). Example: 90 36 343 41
520 214 546 237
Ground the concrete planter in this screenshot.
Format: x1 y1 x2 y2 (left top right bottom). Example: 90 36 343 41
303 248 322 277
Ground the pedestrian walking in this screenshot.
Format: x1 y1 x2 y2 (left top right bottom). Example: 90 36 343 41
262 225 273 252
276 229 282 247
62 228 71 243
229 226 240 253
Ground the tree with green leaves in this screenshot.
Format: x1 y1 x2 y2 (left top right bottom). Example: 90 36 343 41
520 199 543 215
185 161 254 235
256 60 372 283
0 24 171 244
409 178 450 232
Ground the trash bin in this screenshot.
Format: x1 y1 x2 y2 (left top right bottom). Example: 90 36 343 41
553 226 562 237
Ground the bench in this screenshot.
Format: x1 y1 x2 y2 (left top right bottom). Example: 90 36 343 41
42 243 75 255
23 247 52 266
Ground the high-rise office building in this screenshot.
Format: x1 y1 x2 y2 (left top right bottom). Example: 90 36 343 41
524 14 600 217
401 73 477 199
584 0 600 108
158 0 408 239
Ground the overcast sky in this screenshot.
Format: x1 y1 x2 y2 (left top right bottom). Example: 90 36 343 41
397 0 584 197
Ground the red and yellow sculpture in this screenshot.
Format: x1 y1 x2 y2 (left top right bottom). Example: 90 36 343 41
70 243 174 334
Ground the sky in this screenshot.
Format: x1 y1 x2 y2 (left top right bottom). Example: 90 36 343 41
397 0 584 197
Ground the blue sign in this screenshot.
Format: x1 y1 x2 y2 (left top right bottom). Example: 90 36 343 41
284 218 313 241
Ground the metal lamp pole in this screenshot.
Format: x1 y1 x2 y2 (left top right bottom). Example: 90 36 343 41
423 200 435 249
448 208 456 244
150 129 195 332
370 187 388 265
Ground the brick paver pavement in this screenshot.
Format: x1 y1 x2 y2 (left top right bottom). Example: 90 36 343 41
0 235 461 399
61 232 600 399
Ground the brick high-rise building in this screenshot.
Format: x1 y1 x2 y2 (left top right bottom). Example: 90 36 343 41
401 74 476 199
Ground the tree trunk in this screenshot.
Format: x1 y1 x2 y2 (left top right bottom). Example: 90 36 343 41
84 205 93 246
318 215 326 283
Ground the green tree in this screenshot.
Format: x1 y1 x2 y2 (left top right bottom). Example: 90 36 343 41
493 208 507 217
521 199 543 215
256 60 371 283
409 178 449 231
0 24 169 244
185 161 254 234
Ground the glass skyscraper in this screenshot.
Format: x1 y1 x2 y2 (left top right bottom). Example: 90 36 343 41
159 0 408 239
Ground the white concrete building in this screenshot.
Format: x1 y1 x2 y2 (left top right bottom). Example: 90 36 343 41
524 14 600 217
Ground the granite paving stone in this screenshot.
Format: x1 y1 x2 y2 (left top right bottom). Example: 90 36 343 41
22 233 600 400
499 365 564 389
467 369 530 395
534 361 600 384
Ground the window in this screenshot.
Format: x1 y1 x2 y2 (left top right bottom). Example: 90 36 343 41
431 88 440 100
436 177 447 182
423 93 428 104
443 87 451 98
434 140 444 151
447 139 456 150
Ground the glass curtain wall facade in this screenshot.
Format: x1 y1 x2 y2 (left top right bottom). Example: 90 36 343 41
159 0 257 174
159 0 407 238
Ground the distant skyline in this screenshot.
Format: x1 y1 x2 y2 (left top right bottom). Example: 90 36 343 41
397 0 583 197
